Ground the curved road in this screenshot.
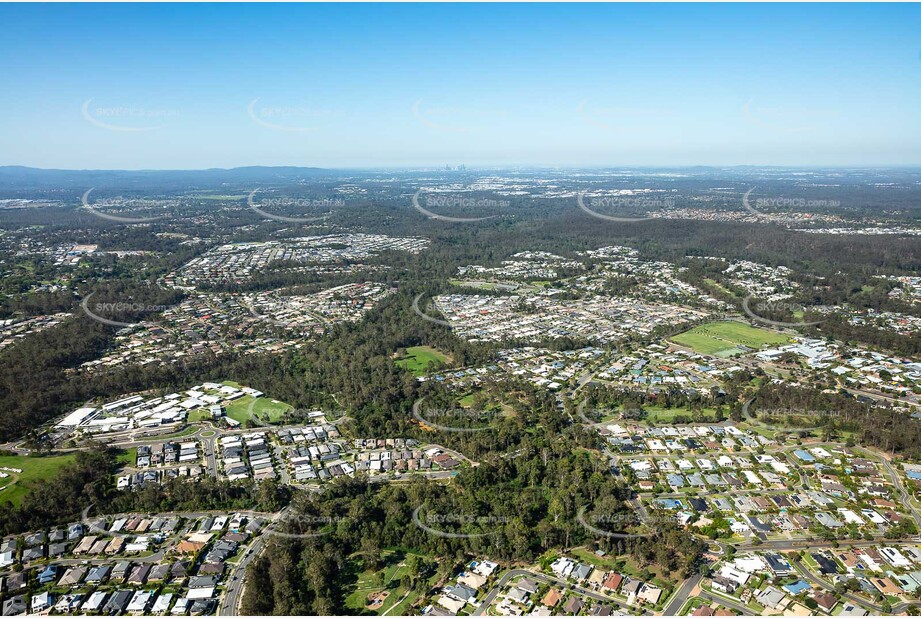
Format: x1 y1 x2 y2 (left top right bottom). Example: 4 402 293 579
472 568 642 616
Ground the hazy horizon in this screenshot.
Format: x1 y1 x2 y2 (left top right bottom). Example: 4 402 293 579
5 163 921 173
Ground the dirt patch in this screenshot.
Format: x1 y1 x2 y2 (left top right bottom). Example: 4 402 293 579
367 590 390 610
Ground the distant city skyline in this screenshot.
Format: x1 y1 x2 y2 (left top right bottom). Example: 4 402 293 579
1 3 919 169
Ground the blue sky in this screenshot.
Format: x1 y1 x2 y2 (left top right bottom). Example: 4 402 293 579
0 3 918 169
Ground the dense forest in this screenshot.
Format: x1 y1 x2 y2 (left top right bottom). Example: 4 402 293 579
750 383 921 457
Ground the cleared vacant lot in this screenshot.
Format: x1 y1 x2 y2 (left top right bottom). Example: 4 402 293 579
672 321 790 356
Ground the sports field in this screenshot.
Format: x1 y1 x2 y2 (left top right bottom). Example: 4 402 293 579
226 396 291 425
394 346 450 376
671 321 791 356
0 454 78 506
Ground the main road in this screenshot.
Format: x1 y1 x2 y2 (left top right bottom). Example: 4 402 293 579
217 534 265 616
661 573 702 616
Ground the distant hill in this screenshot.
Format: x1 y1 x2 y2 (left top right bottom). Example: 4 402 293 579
0 165 337 191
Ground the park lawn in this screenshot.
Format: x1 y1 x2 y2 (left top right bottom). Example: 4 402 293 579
590 405 718 424
744 424 779 440
644 405 720 423
394 346 451 376
343 554 411 615
449 279 500 290
0 454 79 507
570 547 616 569
671 321 791 356
343 549 441 616
226 396 291 425
457 393 514 417
703 278 737 298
